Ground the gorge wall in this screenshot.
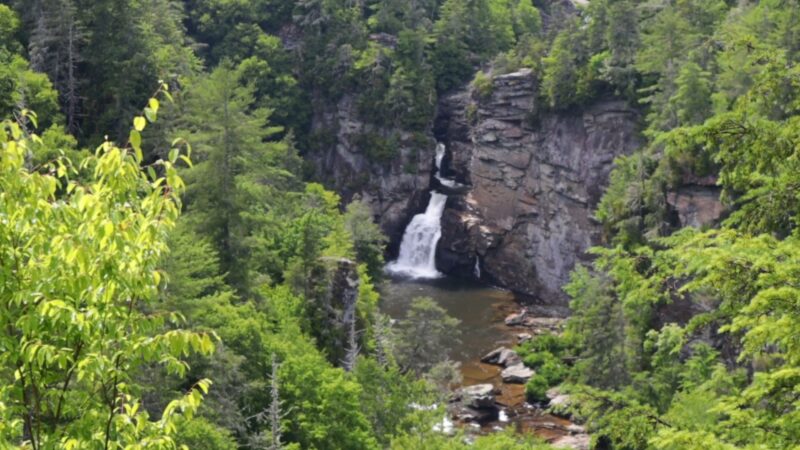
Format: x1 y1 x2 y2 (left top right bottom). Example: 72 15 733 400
306 68 648 307
308 69 726 307
306 93 435 250
435 69 642 307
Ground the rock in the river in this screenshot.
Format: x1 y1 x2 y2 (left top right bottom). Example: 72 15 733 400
481 347 522 367
516 333 533 343
552 434 591 450
455 406 499 424
501 364 534 383
523 316 564 333
458 384 497 409
566 424 586 434
505 309 528 326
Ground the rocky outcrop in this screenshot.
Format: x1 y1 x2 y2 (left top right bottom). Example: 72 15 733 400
307 94 435 250
666 174 725 228
436 69 642 306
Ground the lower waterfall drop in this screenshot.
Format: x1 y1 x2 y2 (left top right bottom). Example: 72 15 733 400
386 143 454 279
386 193 447 278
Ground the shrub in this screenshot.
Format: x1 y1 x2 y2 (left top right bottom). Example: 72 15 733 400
526 375 550 402
522 351 553 369
472 71 494 98
539 357 568 385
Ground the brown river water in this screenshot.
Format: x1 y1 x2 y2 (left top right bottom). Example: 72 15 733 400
380 276 573 443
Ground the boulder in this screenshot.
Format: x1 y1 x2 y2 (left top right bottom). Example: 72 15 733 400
552 434 590 450
458 384 497 409
454 406 499 424
504 309 528 326
522 316 564 330
481 347 522 367
547 387 574 416
516 333 532 343
566 424 586 434
501 364 534 383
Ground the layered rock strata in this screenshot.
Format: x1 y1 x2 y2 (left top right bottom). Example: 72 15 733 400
436 69 642 306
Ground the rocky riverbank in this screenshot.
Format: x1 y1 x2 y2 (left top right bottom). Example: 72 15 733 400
446 300 589 449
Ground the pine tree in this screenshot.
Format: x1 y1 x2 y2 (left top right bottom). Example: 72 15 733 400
671 61 712 126
177 61 296 294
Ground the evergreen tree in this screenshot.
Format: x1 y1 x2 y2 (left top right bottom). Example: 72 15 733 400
541 21 585 108
177 61 297 294
343 198 388 280
395 297 461 374
670 61 713 126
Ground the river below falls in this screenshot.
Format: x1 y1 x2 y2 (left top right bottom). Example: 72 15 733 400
380 275 574 442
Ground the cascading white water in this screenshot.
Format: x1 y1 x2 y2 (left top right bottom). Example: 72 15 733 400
434 143 459 188
386 143 454 279
386 192 447 278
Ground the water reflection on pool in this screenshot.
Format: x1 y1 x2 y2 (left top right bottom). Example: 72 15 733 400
379 275 519 368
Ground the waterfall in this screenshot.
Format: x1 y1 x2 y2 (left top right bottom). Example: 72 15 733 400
474 257 481 279
386 193 447 278
386 142 454 279
434 143 457 188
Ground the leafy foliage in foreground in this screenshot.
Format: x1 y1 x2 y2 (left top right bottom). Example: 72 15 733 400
0 95 214 448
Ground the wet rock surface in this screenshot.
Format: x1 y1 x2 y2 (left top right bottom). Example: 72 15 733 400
452 384 501 424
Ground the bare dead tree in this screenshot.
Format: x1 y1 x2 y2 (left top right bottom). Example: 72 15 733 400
373 312 390 368
267 354 283 450
342 318 362 372
245 354 289 450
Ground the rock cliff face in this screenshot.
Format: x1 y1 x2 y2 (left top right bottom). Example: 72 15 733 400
307 93 435 250
435 69 642 307
307 67 723 308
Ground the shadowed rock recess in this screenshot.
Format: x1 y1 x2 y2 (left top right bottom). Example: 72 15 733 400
435 69 642 307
